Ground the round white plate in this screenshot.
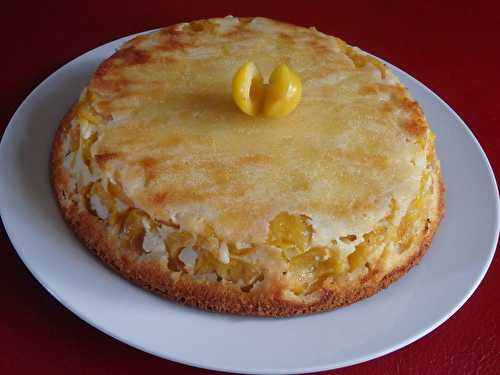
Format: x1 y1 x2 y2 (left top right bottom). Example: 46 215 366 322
1 31 499 375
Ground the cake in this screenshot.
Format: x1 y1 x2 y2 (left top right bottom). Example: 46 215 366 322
50 16 444 316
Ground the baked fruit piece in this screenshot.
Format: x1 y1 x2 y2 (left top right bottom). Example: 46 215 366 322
51 16 444 316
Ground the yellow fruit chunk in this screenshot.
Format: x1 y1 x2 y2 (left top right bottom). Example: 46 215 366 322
69 123 81 152
166 231 194 258
194 251 261 286
347 243 370 270
107 180 133 205
348 227 387 270
288 247 329 294
81 132 97 168
290 247 328 271
262 64 302 118
121 209 148 254
398 174 428 252
268 212 312 253
287 244 350 295
306 251 348 294
232 62 302 118
228 243 257 257
85 181 129 227
87 182 114 216
166 231 194 271
232 61 265 116
315 250 349 277
78 106 100 125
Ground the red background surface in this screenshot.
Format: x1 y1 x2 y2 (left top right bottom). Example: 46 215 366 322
1 1 499 374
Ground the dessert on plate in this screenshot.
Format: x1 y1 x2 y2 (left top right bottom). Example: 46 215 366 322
51 16 444 316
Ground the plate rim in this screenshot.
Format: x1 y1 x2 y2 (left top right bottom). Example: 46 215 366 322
1 29 499 375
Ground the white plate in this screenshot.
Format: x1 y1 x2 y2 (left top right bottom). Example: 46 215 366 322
1 31 499 375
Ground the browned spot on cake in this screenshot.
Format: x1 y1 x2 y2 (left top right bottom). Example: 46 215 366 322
380 101 393 113
188 20 207 32
140 157 157 169
95 152 121 168
159 55 178 64
139 158 158 169
238 17 254 25
126 35 149 48
151 192 168 205
160 39 192 51
113 46 151 66
202 160 232 187
402 118 427 137
186 20 219 33
309 39 330 54
90 71 131 94
160 25 184 36
359 84 379 95
140 157 159 182
94 99 112 114
388 85 408 102
93 58 116 80
401 98 422 115
157 31 194 51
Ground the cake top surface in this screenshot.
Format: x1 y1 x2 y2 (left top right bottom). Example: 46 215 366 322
81 16 430 245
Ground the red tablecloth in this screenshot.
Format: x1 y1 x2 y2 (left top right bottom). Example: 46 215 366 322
2 1 499 374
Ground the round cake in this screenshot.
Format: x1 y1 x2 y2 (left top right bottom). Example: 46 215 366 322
51 16 444 316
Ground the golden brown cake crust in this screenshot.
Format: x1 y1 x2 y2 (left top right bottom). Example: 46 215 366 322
51 104 444 316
